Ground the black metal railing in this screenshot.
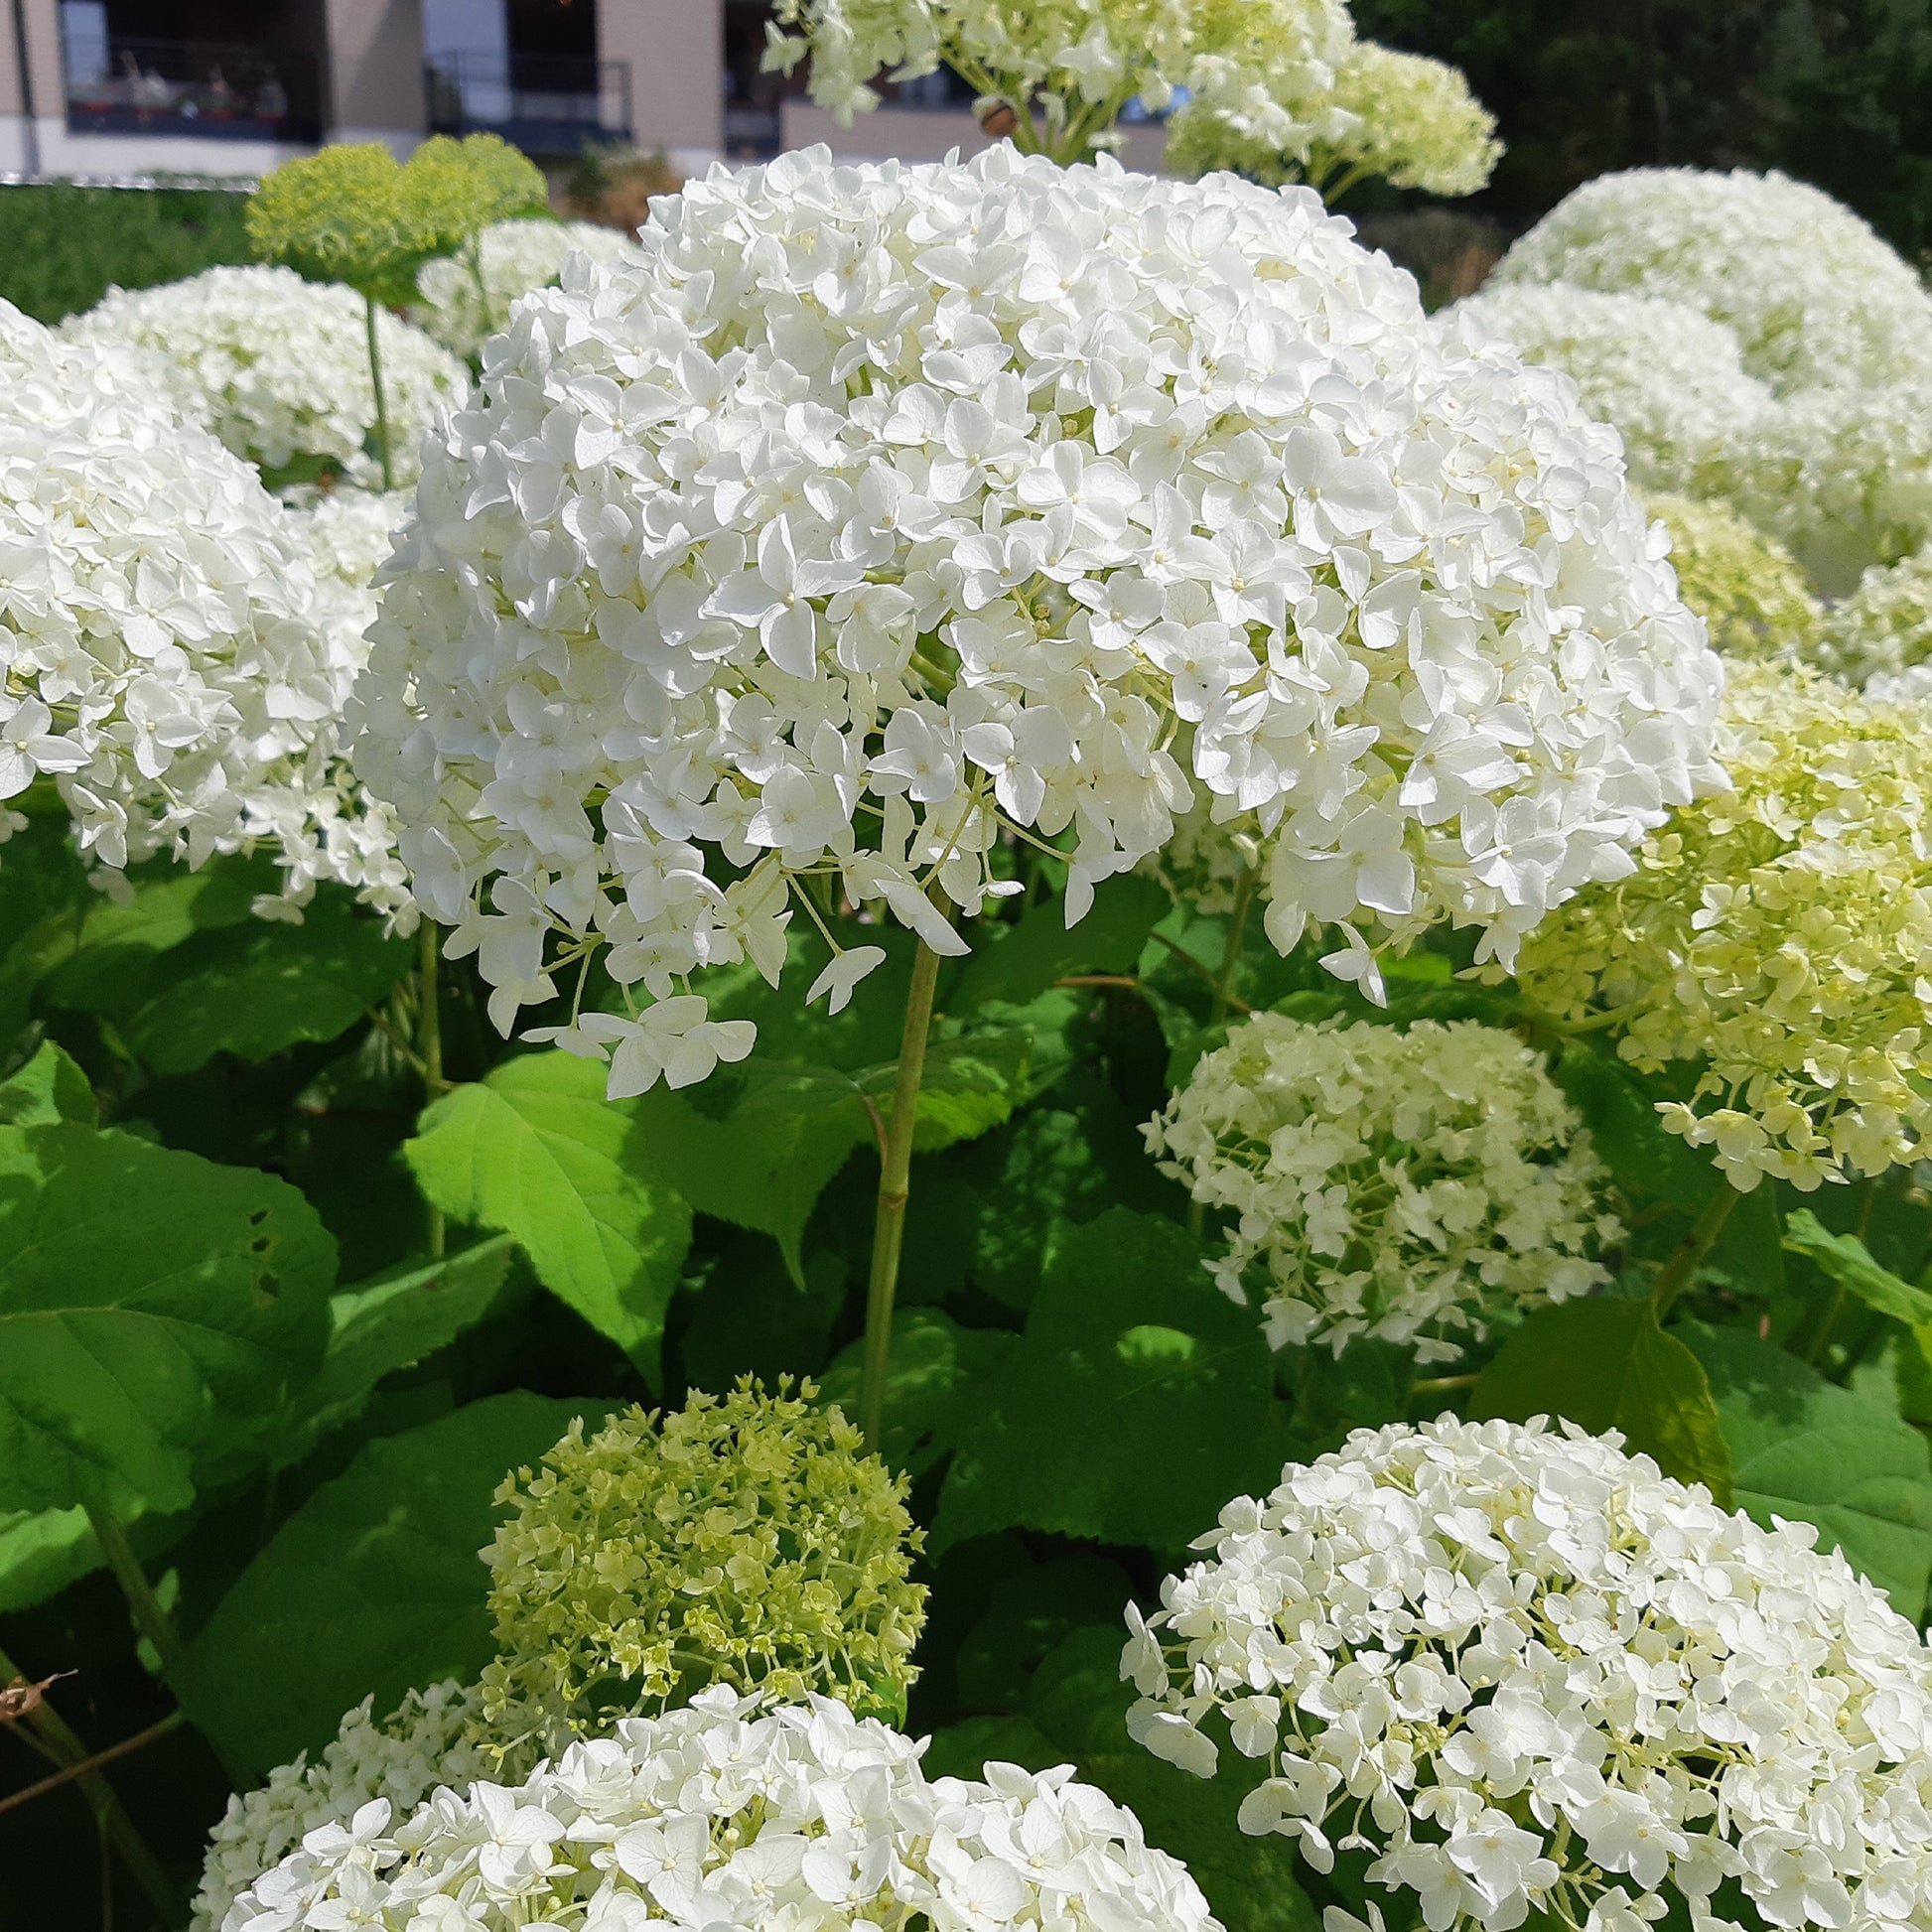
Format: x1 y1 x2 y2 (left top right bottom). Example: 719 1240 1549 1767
426 51 631 154
63 33 322 142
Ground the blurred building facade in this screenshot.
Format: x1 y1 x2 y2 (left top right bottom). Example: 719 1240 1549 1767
0 0 1164 179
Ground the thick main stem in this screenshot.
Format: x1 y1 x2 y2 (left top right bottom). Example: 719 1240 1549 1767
0 1642 181 1924
1651 1186 1740 1319
364 291 395 492
857 938 945 1451
83 1505 193 1700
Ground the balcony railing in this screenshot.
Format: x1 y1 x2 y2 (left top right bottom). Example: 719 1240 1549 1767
63 33 322 143
426 52 632 154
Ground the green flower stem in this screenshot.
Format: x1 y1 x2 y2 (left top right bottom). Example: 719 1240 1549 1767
1211 868 1258 1027
82 1504 193 1701
0 1641 182 1924
858 935 945 1450
1651 1186 1740 1319
364 290 395 492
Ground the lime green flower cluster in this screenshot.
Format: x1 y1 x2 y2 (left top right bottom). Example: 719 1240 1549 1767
1170 40 1500 199
1646 493 1824 662
246 135 546 300
478 1382 926 1750
1512 662 1932 1193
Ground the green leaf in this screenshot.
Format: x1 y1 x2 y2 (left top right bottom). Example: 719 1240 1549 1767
861 1028 1033 1153
0 1121 336 1518
405 1052 693 1379
920 1715 1065 1779
0 1505 98 1615
289 1235 520 1449
188 1392 608 1772
629 1060 875 1285
1470 1299 1732 1502
953 1555 1139 1712
1683 1323 1932 1618
817 1308 1022 1480
1782 1208 1932 1325
1554 1044 1719 1215
108 892 412 1073
953 876 1171 1011
0 1041 95 1126
932 1208 1290 1555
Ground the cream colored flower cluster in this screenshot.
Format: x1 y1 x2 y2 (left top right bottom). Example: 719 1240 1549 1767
411 217 642 358
1832 548 1932 693
1169 41 1500 199
1145 1015 1615 1361
764 0 1354 163
1644 493 1823 662
1514 661 1932 1191
191 1682 507 1932
223 1687 1221 1932
1125 1416 1932 1932
346 145 1723 1094
1443 286 1771 496
0 299 396 916
65 264 465 490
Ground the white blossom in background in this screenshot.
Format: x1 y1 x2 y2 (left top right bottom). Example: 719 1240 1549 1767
1821 545 1932 686
1125 1416 1932 1932
223 1685 1221 1932
1145 1015 1615 1359
1441 283 1773 496
1168 42 1501 200
64 264 466 488
348 146 1724 1095
411 217 643 358
764 0 1356 164
1488 167 1932 396
193 1681 507 1932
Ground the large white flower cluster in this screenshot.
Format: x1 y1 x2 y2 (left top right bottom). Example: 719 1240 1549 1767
411 217 642 359
1488 167 1932 396
1124 1416 1932 1932
1145 1015 1614 1360
223 1686 1220 1932
65 264 466 488
348 145 1724 1092
193 1681 506 1932
0 299 380 906
1442 284 1771 495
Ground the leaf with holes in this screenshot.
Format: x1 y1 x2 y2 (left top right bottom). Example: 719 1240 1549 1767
0 1120 336 1519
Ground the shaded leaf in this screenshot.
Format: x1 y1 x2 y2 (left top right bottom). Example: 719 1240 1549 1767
1783 1208 1932 1325
188 1391 609 1772
406 1053 693 1380
1555 1044 1718 1215
953 876 1171 1012
1470 1299 1732 1501
0 1041 95 1126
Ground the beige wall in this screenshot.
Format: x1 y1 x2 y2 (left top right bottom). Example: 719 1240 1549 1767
324 0 428 144
6 0 64 120
597 0 723 167
779 99 1168 172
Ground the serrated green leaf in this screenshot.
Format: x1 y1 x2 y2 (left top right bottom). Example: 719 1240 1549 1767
861 1029 1032 1153
932 1208 1290 1555
188 1392 608 1772
953 876 1171 1012
108 891 412 1073
817 1308 1022 1480
406 1053 692 1379
0 1041 95 1126
1683 1323 1932 1618
0 1121 336 1519
1470 1299 1732 1501
1783 1208 1932 1325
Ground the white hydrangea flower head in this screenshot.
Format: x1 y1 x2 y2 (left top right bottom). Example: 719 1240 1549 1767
1821 545 1932 686
64 263 466 489
764 0 1356 162
1641 493 1824 664
348 146 1725 1093
222 1685 1221 1932
1441 284 1773 496
193 1681 512 1932
1724 381 1932 595
1512 661 1932 1191
411 217 643 359
1145 1015 1615 1361
0 298 395 912
1489 167 1932 396
1125 1415 1932 1932
1169 41 1501 200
